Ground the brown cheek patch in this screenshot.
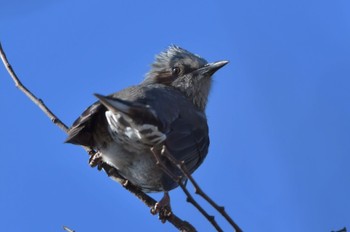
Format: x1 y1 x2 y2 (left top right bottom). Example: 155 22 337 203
155 71 177 85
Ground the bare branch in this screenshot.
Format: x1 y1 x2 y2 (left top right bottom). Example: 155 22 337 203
331 227 347 232
101 163 196 232
151 147 224 232
63 226 75 232
0 42 196 232
155 145 243 232
0 42 69 133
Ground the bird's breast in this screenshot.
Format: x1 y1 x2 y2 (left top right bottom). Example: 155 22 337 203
99 142 167 192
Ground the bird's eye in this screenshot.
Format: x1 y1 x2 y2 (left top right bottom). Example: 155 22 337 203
172 67 181 75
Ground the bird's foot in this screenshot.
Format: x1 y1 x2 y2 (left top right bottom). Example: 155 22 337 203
151 192 172 223
89 151 103 170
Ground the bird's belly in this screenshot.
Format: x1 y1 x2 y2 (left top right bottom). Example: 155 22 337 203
100 142 169 192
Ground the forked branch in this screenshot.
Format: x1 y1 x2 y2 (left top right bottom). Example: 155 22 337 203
152 145 242 232
151 147 224 232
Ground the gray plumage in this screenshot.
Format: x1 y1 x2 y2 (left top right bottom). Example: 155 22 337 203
65 45 228 192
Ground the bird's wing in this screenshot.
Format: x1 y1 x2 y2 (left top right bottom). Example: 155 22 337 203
65 85 145 146
139 85 209 173
94 93 166 147
165 110 209 174
112 85 210 173
65 101 104 146
94 93 159 126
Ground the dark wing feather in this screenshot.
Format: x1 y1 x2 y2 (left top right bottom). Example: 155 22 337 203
138 84 209 173
65 101 104 146
65 86 150 147
94 94 160 126
165 111 209 174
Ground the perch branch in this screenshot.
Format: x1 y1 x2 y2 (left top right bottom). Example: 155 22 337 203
0 42 196 232
151 147 224 232
161 146 242 232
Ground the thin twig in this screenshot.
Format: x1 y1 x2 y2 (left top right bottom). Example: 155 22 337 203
0 43 69 133
151 147 223 232
63 226 75 232
178 183 223 232
162 145 242 232
331 227 347 232
0 42 196 232
183 166 242 232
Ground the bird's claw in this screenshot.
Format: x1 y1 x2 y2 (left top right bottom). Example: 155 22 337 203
151 203 172 223
89 151 103 170
150 192 172 223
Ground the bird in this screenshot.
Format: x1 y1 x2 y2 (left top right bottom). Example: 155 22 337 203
65 45 228 214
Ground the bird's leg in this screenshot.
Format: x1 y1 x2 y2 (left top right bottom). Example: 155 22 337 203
160 145 242 232
150 146 180 222
151 191 172 223
88 151 103 170
151 146 224 229
151 145 220 227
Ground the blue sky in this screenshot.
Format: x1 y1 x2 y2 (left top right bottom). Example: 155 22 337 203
1 0 349 231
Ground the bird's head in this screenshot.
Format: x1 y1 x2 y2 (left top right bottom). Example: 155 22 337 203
143 45 228 111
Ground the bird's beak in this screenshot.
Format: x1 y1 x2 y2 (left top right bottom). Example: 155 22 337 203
200 60 229 76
